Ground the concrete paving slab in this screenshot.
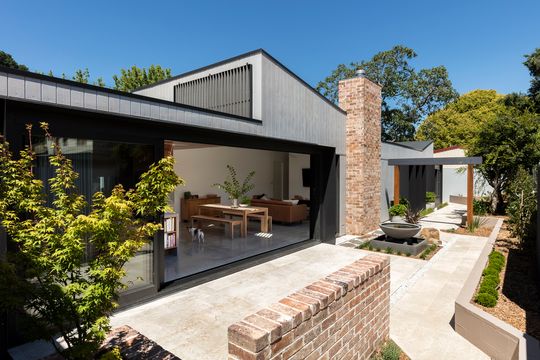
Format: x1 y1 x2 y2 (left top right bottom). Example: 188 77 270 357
390 233 490 360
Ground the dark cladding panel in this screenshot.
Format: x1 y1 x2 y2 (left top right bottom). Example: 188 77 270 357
174 64 252 118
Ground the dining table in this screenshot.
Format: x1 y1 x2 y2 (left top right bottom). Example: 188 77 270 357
198 203 269 237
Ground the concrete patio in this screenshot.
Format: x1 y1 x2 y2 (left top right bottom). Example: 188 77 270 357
110 243 422 360
109 203 493 360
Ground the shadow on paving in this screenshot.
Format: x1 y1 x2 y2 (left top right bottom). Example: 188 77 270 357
99 326 180 360
501 243 540 340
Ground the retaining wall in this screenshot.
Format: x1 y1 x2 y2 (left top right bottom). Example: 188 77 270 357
227 254 390 360
454 218 540 359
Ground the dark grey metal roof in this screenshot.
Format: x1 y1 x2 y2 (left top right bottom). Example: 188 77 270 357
393 140 433 151
388 157 482 166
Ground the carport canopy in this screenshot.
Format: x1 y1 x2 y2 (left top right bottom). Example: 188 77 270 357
388 156 482 225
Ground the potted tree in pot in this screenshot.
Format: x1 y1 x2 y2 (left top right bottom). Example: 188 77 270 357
389 204 408 222
213 165 255 207
425 191 437 209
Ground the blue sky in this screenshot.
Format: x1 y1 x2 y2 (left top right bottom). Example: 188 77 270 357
1 0 538 95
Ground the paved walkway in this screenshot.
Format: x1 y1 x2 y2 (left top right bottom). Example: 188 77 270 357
390 231 490 360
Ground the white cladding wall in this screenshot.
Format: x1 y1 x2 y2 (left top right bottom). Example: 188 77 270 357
380 143 433 221
171 146 288 216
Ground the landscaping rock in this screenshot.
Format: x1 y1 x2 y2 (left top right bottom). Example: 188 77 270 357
420 228 441 245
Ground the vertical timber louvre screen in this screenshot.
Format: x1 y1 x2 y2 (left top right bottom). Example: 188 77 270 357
174 64 252 118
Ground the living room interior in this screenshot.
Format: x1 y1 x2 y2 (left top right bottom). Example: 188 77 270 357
163 140 312 282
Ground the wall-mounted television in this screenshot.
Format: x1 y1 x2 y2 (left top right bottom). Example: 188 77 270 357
302 168 312 187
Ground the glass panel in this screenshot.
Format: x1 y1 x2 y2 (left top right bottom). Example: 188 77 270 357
164 144 311 281
32 136 155 291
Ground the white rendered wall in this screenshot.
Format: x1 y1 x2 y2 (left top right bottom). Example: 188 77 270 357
434 148 493 201
171 146 288 216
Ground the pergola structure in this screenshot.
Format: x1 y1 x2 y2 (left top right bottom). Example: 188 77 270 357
388 156 483 225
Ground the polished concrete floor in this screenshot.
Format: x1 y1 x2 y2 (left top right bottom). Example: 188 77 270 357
164 220 310 282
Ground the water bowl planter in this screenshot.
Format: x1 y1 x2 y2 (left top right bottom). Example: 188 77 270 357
372 222 427 256
379 222 421 239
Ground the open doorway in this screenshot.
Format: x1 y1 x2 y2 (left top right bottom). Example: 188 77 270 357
163 141 312 282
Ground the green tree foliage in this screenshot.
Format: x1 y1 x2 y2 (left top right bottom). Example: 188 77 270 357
0 50 28 70
416 90 509 149
316 45 458 141
72 68 90 84
468 113 540 213
506 168 537 245
0 123 182 359
113 65 172 92
524 47 540 111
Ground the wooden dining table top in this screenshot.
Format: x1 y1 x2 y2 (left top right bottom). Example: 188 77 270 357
198 203 268 213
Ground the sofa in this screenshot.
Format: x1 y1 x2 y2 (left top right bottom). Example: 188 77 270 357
250 198 308 224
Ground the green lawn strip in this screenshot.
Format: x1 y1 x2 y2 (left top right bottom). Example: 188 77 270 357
475 251 505 307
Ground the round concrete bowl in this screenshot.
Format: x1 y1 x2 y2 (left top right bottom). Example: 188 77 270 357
379 222 421 239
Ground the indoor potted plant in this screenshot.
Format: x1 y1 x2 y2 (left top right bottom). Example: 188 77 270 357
213 165 255 207
389 204 408 222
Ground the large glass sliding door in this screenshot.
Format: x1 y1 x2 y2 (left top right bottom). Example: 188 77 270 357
33 136 155 292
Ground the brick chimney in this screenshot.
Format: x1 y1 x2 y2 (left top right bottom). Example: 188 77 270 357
338 73 382 235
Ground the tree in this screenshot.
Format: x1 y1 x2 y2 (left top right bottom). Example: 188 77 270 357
0 50 28 71
72 68 90 84
113 65 172 92
316 45 458 141
524 47 540 112
416 90 509 149
468 113 540 213
0 123 182 358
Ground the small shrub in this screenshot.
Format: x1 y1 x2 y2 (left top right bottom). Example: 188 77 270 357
482 267 499 277
507 168 537 246
473 198 491 215
385 247 393 254
405 208 421 224
437 202 448 209
483 274 500 286
100 348 122 360
399 196 410 208
375 247 381 252
466 216 487 233
389 204 407 217
379 340 401 360
368 244 374 251
396 251 402 256
425 191 437 203
405 252 411 257
478 284 499 299
475 292 497 307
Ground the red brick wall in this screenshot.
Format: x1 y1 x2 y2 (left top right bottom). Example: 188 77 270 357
339 76 382 235
227 254 390 360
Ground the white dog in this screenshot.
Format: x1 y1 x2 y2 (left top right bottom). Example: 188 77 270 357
187 226 205 243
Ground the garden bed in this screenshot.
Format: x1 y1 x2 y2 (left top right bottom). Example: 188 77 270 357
358 240 440 260
472 221 540 341
370 235 428 256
